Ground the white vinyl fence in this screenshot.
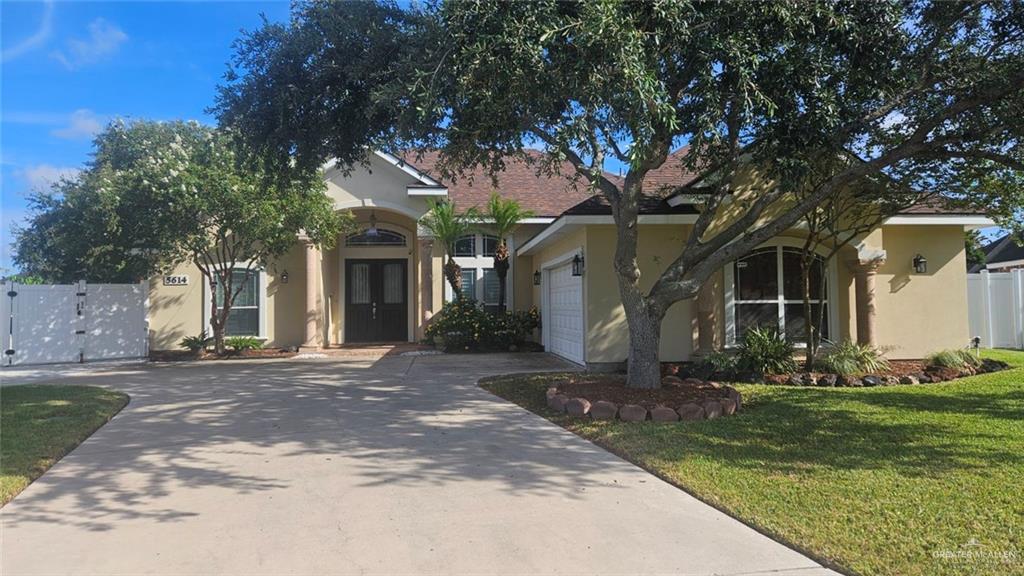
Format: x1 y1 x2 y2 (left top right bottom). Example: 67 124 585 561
967 269 1024 349
1 281 148 366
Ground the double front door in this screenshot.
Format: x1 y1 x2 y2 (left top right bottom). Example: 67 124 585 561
345 259 408 342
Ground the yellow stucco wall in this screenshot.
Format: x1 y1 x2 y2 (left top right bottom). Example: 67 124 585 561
872 225 969 358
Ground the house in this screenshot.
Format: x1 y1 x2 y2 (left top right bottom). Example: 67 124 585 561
147 148 994 365
971 233 1024 273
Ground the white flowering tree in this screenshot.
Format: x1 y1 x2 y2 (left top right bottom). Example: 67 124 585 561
15 120 348 354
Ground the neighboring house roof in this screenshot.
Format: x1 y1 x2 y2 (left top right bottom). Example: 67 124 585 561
976 234 1024 271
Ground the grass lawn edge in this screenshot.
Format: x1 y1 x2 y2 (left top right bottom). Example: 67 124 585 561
476 373 856 576
1 385 130 506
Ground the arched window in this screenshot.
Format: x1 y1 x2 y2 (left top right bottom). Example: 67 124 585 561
345 229 407 247
726 245 830 344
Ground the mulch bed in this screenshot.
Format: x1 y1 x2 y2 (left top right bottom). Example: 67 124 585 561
149 349 297 362
555 373 730 409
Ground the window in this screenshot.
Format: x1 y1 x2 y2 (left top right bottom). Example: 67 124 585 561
728 246 829 343
346 229 406 247
454 235 476 257
482 268 501 312
214 269 261 336
482 235 500 257
460 268 477 301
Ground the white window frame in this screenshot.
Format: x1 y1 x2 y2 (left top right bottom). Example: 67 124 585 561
201 266 268 340
444 233 515 309
724 240 839 347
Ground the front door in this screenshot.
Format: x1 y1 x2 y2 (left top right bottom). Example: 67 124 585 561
345 259 408 342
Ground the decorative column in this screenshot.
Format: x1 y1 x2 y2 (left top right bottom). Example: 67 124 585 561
849 255 886 346
418 237 435 337
302 238 321 349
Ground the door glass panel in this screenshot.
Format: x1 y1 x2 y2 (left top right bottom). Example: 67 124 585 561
735 248 777 301
383 263 404 304
351 263 371 304
460 268 476 301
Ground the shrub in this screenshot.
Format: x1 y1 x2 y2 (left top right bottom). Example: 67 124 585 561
180 331 212 352
225 336 264 352
737 326 797 375
815 341 891 375
927 349 982 370
697 350 740 376
424 299 539 352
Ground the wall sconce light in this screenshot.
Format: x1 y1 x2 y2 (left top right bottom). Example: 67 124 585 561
533 270 541 286
913 253 927 274
571 253 585 277
280 270 289 284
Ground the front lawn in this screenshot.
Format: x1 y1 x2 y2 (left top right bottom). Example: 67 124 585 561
1 385 128 505
481 349 1024 576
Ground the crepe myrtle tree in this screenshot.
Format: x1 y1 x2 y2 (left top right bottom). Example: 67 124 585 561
15 120 348 355
217 0 1024 388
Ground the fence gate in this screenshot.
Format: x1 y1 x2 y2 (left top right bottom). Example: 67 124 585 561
967 270 1024 349
1 281 148 366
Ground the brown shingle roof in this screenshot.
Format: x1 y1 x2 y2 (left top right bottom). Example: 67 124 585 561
642 146 702 195
402 150 598 217
562 194 698 216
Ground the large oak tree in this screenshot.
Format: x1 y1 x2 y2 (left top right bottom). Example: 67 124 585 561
218 0 1023 388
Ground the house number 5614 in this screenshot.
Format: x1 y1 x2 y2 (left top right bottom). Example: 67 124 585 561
163 275 189 286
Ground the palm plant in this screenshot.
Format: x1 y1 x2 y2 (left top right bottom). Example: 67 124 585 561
484 193 534 312
420 199 480 299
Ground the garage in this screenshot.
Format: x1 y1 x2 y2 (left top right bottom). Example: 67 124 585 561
544 261 584 364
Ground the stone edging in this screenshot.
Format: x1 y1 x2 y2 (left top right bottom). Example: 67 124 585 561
545 383 742 423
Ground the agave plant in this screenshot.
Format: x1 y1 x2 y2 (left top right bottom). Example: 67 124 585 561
484 193 534 311
420 199 480 299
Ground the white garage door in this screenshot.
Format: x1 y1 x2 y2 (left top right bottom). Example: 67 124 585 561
545 262 584 364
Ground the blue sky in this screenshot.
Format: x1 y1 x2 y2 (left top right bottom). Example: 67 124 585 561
1 0 291 273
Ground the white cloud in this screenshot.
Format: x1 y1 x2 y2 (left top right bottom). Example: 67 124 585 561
51 18 127 70
50 109 104 140
1 0 54 63
18 164 81 192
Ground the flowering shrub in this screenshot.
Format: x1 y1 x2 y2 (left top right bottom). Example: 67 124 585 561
425 299 540 352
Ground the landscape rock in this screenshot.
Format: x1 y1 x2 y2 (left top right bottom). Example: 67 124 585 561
765 374 789 385
661 375 684 387
719 397 737 416
618 404 648 422
565 397 592 417
589 400 619 420
683 377 706 387
838 375 863 387
800 373 818 386
677 402 705 421
547 393 569 413
702 400 723 419
787 374 804 386
650 406 680 422
725 387 742 411
914 373 931 383
899 375 920 385
862 375 882 387
882 375 900 386
818 373 838 387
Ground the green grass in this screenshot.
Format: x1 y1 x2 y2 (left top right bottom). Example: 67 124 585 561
1 385 128 505
481 349 1024 576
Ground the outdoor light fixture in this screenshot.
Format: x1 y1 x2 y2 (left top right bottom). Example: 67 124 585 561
367 211 379 237
913 253 928 274
571 253 585 277
533 270 542 286
280 269 290 284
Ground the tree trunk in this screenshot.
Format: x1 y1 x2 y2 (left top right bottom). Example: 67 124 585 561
493 241 510 312
443 256 462 300
622 290 664 389
801 257 815 371
209 277 227 355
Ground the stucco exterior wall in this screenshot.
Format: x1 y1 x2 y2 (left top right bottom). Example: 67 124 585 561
872 225 970 358
148 261 205 351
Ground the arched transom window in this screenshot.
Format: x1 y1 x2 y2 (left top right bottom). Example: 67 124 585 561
726 245 830 344
345 229 407 247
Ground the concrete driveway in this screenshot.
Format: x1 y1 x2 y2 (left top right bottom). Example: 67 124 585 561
1 353 838 575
